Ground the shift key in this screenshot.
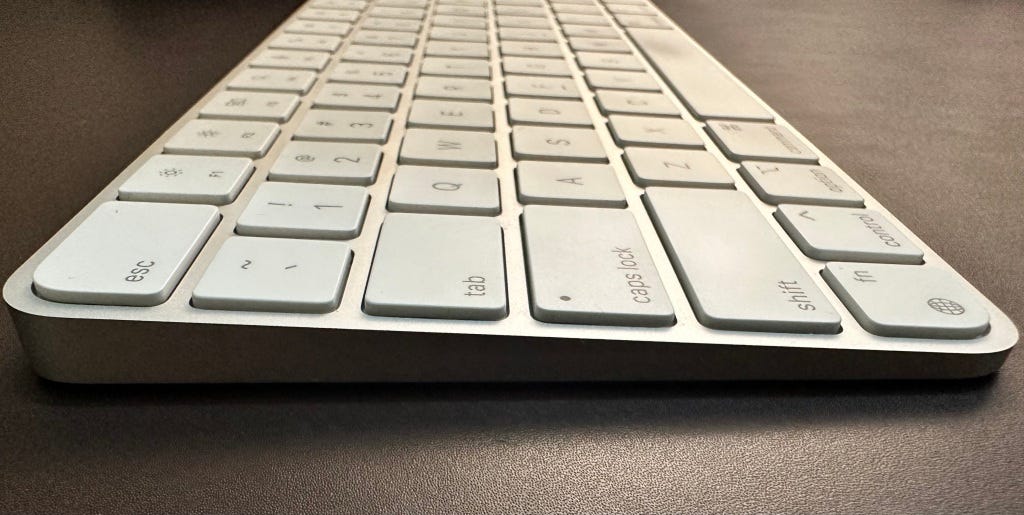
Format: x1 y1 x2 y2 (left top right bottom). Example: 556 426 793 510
643 188 841 333
522 205 675 327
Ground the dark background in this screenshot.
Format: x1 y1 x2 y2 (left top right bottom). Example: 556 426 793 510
2 0 1023 512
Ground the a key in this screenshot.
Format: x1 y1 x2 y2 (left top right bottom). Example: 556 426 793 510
500 41 564 58
398 128 497 168
516 161 626 208
521 205 674 326
250 49 331 71
33 202 219 306
615 14 672 29
822 263 990 339
551 4 602 14
191 237 353 314
706 121 818 164
775 205 924 264
407 99 495 130
495 5 546 16
507 98 593 126
502 57 571 76
623 147 733 188
555 13 609 26
236 182 369 239
387 165 500 215
361 17 422 32
369 6 425 19
738 162 864 207
268 33 343 52
415 76 492 101
313 83 402 112
293 110 392 143
561 24 619 38
436 5 487 16
328 63 408 85
165 119 279 158
269 141 382 185
497 16 551 29
364 213 507 320
498 27 557 42
352 30 419 47
430 27 488 42
585 69 660 91
421 57 491 78
119 155 254 205
378 0 427 6
511 126 607 162
228 69 317 94
434 15 487 29
299 8 360 22
568 36 632 53
576 51 644 71
594 90 677 116
605 4 656 15
628 27 772 121
425 41 490 59
285 20 352 36
504 76 580 98
199 91 300 123
341 45 414 65
607 114 704 148
310 0 367 9
644 187 841 333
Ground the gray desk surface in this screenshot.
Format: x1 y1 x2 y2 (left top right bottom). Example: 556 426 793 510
1 0 1022 512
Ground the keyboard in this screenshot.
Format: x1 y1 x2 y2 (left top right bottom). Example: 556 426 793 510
3 0 1017 383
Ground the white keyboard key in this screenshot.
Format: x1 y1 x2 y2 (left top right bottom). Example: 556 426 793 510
192 237 352 314
415 76 492 101
521 205 674 326
33 202 219 306
421 57 491 78
497 15 551 29
561 24 619 38
298 8 360 22
623 147 733 188
495 5 546 16
310 0 367 9
369 6 425 19
313 83 402 111
269 141 382 185
236 182 369 239
706 121 818 164
228 69 316 94
436 5 487 16
498 27 557 42
434 14 488 29
364 213 507 320
285 20 352 36
503 56 572 76
551 3 601 14
378 0 427 7
594 90 678 116
119 155 254 205
738 162 864 207
605 4 656 15
507 98 592 126
576 51 644 71
644 187 841 333
361 17 422 32
585 69 660 91
407 100 494 130
511 126 607 162
504 76 580 98
341 45 415 64
199 91 300 123
430 27 488 42
328 63 408 85
775 205 924 264
568 36 631 53
500 41 563 58
628 27 772 121
165 119 279 158
823 263 990 339
516 161 625 208
250 49 331 71
425 41 490 58
268 33 343 52
293 110 392 143
607 115 704 148
555 13 609 26
399 128 497 168
387 165 500 215
352 30 419 47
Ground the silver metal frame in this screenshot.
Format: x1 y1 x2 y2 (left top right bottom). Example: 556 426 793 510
3 0 1017 383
